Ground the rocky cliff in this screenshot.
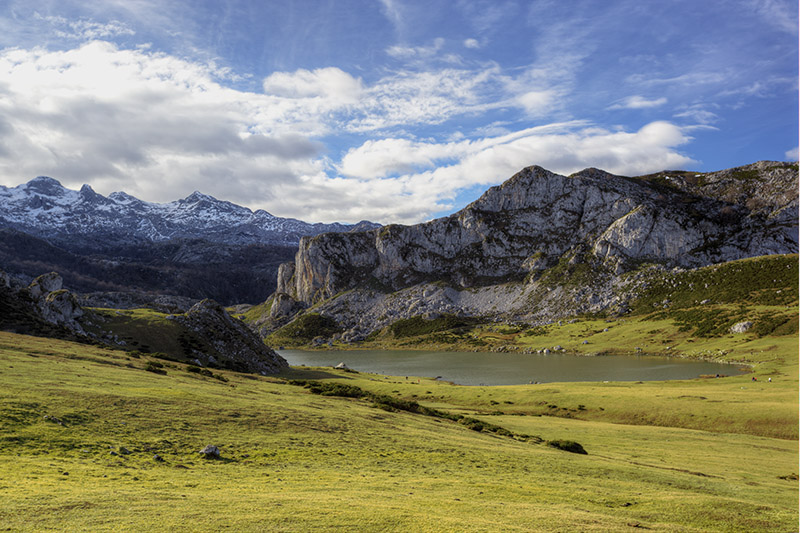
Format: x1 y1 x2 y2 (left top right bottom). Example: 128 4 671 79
266 161 797 340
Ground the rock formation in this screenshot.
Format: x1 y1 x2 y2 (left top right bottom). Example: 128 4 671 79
27 272 85 334
0 270 86 338
264 161 798 339
172 299 288 374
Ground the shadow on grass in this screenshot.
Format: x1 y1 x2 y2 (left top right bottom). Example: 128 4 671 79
277 367 355 381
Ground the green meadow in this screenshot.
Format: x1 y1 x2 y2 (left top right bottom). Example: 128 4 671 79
1 322 797 531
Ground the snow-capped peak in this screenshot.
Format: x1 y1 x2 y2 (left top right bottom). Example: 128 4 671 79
24 176 67 196
0 177 380 246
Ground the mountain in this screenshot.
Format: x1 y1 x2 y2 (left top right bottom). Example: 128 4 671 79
0 176 379 249
0 178 380 304
264 161 798 341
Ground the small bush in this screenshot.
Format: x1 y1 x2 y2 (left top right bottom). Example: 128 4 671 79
186 365 213 376
143 361 166 375
459 417 512 436
547 439 587 454
388 315 474 338
274 314 341 341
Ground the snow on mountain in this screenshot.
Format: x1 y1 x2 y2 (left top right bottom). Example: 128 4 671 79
0 177 380 247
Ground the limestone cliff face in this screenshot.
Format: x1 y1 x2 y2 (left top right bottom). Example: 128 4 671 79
282 162 797 307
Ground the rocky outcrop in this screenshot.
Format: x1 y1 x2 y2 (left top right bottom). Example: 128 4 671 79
282 162 797 306
0 270 86 338
27 273 85 334
263 161 797 338
173 299 288 374
78 291 198 314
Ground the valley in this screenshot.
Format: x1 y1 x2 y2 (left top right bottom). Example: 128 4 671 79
1 161 797 531
0 324 796 531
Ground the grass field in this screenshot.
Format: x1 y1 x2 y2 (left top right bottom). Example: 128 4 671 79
1 327 797 531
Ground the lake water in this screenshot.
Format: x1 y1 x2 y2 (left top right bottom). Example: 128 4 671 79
278 349 745 386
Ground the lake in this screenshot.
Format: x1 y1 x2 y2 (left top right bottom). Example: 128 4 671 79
278 349 745 386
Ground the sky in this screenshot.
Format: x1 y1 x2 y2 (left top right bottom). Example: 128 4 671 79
0 0 796 224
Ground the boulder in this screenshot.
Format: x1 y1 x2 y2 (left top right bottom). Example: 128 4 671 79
199 445 220 459
25 273 85 334
729 321 754 334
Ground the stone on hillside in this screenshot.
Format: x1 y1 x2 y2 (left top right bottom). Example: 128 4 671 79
23 272 86 334
730 321 754 334
44 414 64 425
199 445 220 459
334 362 349 369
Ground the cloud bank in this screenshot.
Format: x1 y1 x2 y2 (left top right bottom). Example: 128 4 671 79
0 40 698 224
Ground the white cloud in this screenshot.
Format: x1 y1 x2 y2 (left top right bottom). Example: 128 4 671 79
626 71 727 87
387 37 445 60
340 138 463 179
262 67 363 102
463 38 480 49
34 13 136 40
332 121 696 223
0 40 697 225
0 41 324 204
516 90 557 116
786 147 799 161
609 95 668 110
346 65 504 131
378 0 405 35
673 107 719 125
743 0 799 35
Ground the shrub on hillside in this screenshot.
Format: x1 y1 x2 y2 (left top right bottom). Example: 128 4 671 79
143 361 166 375
275 313 341 341
389 315 474 338
547 439 587 454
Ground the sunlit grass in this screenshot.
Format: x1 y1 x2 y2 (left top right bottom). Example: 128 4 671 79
1 330 797 531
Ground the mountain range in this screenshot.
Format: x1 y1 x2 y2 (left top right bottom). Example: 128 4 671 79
0 177 379 304
0 176 378 248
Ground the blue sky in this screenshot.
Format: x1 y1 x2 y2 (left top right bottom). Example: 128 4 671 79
0 0 796 224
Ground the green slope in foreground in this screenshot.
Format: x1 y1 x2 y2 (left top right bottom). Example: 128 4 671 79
1 329 797 532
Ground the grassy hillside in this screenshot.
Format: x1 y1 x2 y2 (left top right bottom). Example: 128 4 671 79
343 255 798 354
1 330 797 531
